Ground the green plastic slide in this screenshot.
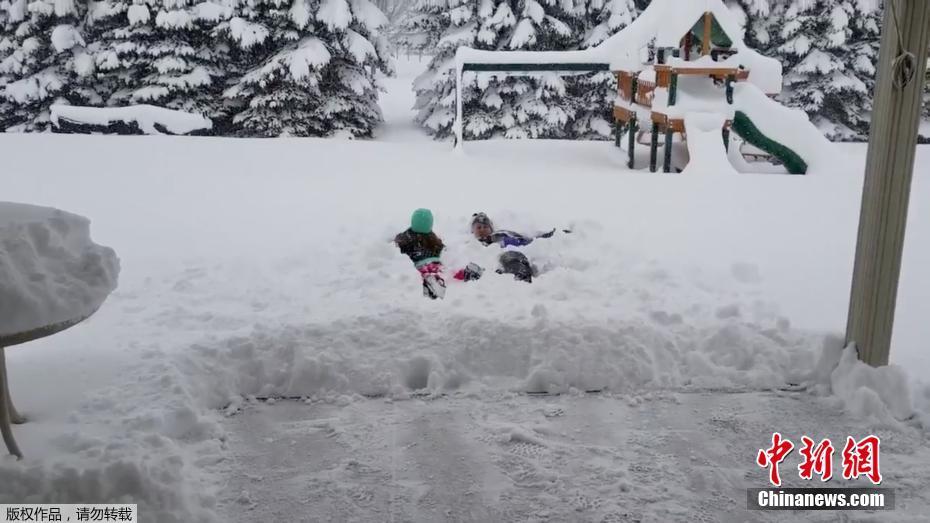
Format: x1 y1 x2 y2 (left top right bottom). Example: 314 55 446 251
731 111 808 175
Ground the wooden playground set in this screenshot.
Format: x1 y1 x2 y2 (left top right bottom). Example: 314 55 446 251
453 0 824 175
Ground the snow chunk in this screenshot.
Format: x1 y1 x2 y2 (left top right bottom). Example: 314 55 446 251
7 0 27 22
50 104 213 135
54 0 77 17
0 202 119 338
87 0 124 24
349 0 387 32
509 19 535 49
155 9 193 29
523 1 544 23
288 38 332 80
344 29 376 63
3 71 63 103
228 17 269 49
830 345 914 422
681 112 737 176
50 25 84 53
317 0 351 31
127 4 150 25
73 51 96 77
193 1 232 22
289 0 311 29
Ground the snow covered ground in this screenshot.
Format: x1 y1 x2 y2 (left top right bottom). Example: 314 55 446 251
0 55 928 522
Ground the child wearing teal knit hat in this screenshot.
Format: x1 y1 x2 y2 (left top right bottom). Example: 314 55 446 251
410 208 433 234
394 208 446 298
394 209 483 299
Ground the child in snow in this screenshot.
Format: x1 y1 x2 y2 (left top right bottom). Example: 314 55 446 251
469 212 567 283
395 208 482 299
470 212 562 248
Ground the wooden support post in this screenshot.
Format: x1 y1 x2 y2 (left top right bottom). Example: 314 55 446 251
847 0 930 367
663 128 673 173
655 66 671 88
614 119 623 148
725 74 735 103
722 126 730 151
627 114 637 169
702 12 712 56
657 48 666 65
454 68 463 147
669 73 679 106
0 347 23 459
649 121 659 173
684 32 692 61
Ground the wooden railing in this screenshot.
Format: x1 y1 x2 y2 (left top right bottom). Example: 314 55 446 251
616 72 658 107
635 79 657 106
618 72 634 101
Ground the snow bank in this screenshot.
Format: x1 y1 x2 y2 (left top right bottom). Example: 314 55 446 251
681 112 737 175
50 105 213 135
808 341 915 424
174 299 819 404
0 442 219 523
0 202 119 338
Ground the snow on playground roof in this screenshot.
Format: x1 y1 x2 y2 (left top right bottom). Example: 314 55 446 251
455 0 782 94
653 0 742 50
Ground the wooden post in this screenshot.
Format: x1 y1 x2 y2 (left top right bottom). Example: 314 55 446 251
649 121 659 172
0 347 23 459
702 12 712 56
684 32 692 61
454 67 464 147
615 119 623 148
655 66 671 88
846 0 930 367
669 73 679 106
725 74 735 103
627 114 637 169
722 125 730 152
663 127 673 172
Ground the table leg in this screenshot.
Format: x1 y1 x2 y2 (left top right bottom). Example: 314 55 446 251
5 365 24 425
0 346 23 458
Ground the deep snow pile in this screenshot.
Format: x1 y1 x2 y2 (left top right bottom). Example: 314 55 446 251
176 222 820 409
0 100 927 520
0 202 119 337
50 105 213 135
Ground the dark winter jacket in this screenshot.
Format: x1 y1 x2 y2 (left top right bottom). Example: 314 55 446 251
480 229 556 248
395 228 444 267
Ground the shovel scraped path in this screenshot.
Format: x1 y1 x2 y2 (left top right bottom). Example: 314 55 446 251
216 391 930 522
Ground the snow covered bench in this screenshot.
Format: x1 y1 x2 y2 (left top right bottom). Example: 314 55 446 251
0 203 120 458
50 104 213 136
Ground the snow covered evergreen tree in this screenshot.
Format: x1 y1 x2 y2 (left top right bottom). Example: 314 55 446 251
0 0 95 130
741 0 880 140
219 0 391 137
395 0 445 55
83 0 231 130
412 0 637 140
570 0 634 138
0 0 14 127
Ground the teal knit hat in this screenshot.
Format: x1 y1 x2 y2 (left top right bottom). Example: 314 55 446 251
410 208 433 234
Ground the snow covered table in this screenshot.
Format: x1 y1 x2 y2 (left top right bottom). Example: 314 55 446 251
0 203 120 458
